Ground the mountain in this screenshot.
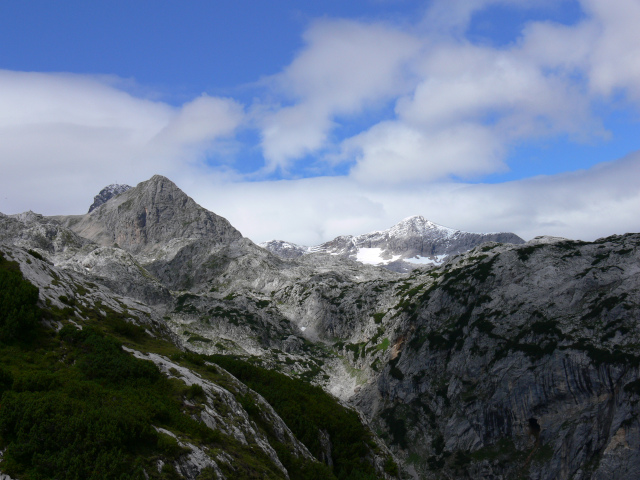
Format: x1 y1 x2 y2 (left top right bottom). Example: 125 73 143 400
260 240 309 259
1 174 639 480
88 183 132 213
261 215 525 272
56 175 242 256
0 177 398 480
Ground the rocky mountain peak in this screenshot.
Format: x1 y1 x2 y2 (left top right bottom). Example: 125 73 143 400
263 215 525 271
9 210 45 224
259 240 308 259
59 175 243 254
383 215 457 239
88 183 132 213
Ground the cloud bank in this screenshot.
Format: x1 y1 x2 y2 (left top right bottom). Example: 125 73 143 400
187 150 640 245
1 0 640 245
0 71 243 214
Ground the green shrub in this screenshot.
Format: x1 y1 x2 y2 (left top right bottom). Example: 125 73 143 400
60 326 161 385
186 383 206 401
209 354 381 479
0 253 40 342
108 316 148 342
0 367 13 394
27 249 44 261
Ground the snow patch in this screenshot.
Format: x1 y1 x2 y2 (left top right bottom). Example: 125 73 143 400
355 248 385 264
404 254 448 266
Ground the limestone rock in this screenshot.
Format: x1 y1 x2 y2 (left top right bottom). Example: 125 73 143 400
2 175 638 479
54 175 242 255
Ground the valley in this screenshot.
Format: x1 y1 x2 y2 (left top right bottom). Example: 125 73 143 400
0 175 638 479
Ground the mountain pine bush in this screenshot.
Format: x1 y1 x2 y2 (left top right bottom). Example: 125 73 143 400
0 252 40 342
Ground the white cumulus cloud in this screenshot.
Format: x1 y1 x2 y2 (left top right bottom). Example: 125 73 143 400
0 70 244 215
255 0 639 186
258 19 421 170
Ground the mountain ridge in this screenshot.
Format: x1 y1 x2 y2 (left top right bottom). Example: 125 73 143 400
261 214 525 271
88 183 132 213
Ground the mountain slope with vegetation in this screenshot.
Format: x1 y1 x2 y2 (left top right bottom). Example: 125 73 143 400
0 246 397 480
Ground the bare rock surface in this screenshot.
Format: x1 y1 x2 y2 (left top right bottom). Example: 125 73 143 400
54 175 242 255
87 183 132 213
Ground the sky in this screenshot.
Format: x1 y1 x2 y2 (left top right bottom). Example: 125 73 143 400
1 0 639 245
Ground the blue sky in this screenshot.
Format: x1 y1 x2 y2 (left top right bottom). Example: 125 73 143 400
1 0 639 244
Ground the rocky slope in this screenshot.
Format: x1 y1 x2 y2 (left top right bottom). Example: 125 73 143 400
0 243 396 480
346 234 640 479
262 215 524 272
0 177 400 480
1 174 639 480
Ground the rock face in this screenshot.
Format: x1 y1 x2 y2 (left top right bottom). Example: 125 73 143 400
0 210 88 256
56 175 242 255
2 174 639 480
262 215 525 271
349 235 640 479
87 183 132 213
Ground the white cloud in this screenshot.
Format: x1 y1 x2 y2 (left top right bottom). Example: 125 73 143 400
345 121 505 184
259 103 334 171
340 34 599 184
421 0 533 35
580 0 640 101
258 19 421 168
0 70 244 215
190 151 640 246
255 0 639 185
156 95 244 147
398 43 593 136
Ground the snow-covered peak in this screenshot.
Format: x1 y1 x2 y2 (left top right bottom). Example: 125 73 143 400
104 184 128 194
259 240 309 259
260 214 524 272
386 215 458 239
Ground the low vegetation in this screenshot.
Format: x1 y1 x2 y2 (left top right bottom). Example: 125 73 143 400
0 252 392 479
209 354 390 480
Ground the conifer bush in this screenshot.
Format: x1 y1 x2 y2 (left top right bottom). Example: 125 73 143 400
0 253 40 342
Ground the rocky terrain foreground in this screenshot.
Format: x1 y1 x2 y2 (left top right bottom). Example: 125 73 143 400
1 174 639 480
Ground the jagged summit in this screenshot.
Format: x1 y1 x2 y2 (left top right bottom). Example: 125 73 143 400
262 215 525 271
88 183 132 213
56 175 242 254
386 215 456 238
259 240 309 259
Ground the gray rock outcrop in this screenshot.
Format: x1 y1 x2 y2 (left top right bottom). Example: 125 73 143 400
55 175 242 255
88 183 132 213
